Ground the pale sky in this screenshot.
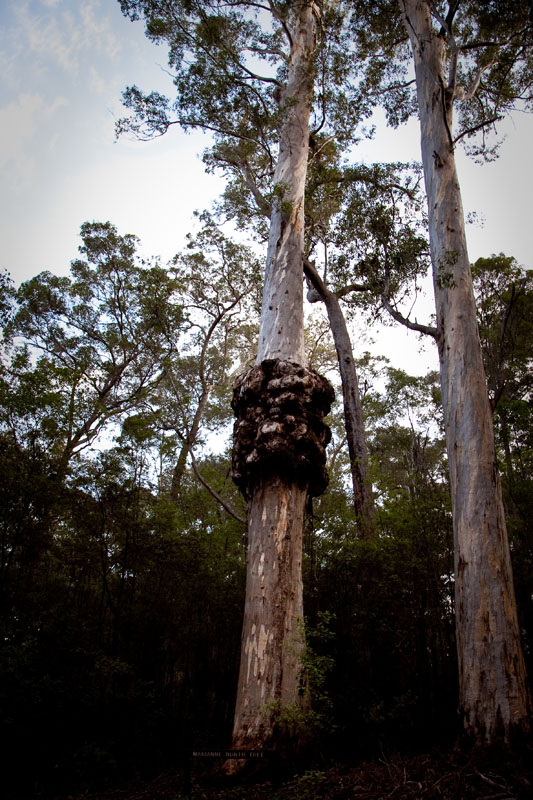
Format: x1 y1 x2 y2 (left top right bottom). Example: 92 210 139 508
1 0 531 376
1 0 224 285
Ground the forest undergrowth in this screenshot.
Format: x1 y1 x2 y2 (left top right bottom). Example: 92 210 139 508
20 749 533 800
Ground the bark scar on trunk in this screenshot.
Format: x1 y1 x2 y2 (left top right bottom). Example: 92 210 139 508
232 359 334 500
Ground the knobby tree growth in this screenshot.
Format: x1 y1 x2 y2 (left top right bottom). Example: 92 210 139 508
1 227 531 793
117 0 382 544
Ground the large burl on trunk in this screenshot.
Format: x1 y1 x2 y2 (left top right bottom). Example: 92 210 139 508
232 359 334 501
230 359 334 749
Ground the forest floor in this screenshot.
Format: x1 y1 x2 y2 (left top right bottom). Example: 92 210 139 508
42 749 533 800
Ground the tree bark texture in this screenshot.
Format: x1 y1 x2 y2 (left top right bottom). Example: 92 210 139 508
230 2 333 752
256 3 316 365
231 476 307 747
323 292 376 538
399 0 530 744
231 359 333 749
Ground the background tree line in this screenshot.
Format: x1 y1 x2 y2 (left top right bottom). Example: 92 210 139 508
0 218 531 794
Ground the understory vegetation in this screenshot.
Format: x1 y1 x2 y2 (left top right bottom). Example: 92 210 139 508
1 230 531 797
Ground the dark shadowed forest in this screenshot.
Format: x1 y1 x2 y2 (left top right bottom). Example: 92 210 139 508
1 240 532 798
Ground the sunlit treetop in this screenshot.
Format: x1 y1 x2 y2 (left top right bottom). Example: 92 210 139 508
117 1 374 187
350 0 533 160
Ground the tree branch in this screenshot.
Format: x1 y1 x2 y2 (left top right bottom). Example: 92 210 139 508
303 258 328 299
190 453 246 525
304 258 371 302
438 73 454 148
335 282 370 298
460 25 533 52
456 61 498 102
452 114 503 145
240 161 272 217
491 277 527 412
381 260 437 338
380 293 438 338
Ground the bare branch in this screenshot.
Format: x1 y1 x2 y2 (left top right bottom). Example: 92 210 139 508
247 44 289 63
429 1 453 40
303 258 327 298
308 135 335 166
335 282 370 298
372 79 416 96
456 60 498 102
190 452 246 525
380 293 438 338
268 0 292 49
381 257 437 338
236 60 282 86
438 74 454 148
241 161 272 217
452 114 503 146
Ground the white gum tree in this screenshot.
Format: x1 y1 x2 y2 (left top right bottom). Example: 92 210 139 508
398 0 532 747
229 1 331 749
349 0 533 745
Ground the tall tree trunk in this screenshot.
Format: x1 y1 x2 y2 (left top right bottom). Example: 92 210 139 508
230 2 333 752
304 262 376 539
399 0 530 745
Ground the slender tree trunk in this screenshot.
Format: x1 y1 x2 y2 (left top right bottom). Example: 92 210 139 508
399 0 530 745
231 3 333 752
169 389 210 501
305 263 376 538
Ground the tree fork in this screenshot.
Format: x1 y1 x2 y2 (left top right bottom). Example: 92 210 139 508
304 261 377 539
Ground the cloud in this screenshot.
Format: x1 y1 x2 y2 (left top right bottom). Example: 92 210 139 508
0 92 68 191
89 65 108 95
80 3 120 60
15 0 120 75
0 94 41 188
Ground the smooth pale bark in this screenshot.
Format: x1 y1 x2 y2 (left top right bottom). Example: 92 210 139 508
399 0 530 744
231 2 317 751
304 262 376 539
256 5 316 365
